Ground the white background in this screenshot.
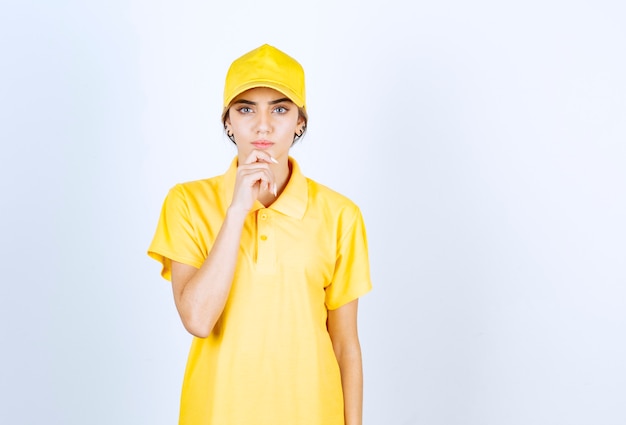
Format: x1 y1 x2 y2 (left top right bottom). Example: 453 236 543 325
1 1 625 424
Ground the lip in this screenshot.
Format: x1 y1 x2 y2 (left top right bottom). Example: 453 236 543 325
251 140 274 149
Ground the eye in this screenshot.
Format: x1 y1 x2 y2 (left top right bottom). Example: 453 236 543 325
237 106 253 114
273 106 288 114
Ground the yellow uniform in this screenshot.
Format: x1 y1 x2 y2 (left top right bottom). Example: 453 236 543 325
148 157 372 425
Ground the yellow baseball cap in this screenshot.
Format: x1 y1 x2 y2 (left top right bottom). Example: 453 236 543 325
223 44 306 112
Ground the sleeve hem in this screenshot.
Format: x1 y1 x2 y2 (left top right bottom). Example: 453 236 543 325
147 246 205 281
326 283 373 311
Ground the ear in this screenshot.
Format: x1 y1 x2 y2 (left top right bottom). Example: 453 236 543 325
225 122 235 137
296 116 306 132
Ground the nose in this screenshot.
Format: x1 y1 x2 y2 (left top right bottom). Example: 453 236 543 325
255 110 271 135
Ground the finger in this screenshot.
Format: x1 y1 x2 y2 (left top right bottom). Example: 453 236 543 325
239 164 275 186
238 161 270 172
244 150 279 165
238 169 274 191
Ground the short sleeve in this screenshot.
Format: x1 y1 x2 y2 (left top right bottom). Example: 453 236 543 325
147 184 205 281
325 207 373 310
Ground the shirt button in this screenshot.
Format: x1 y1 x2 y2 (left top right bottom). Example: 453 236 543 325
260 235 268 241
260 213 268 220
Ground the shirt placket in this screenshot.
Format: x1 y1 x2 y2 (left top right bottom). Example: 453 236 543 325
256 208 277 273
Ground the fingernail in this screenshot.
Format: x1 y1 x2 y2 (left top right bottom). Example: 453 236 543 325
270 157 279 164
273 183 277 197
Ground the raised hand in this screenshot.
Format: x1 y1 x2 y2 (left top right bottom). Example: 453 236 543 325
229 150 278 214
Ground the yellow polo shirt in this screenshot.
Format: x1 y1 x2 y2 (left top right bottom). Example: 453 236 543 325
148 157 372 425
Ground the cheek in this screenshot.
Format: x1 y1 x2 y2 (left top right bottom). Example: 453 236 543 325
280 116 301 133
228 118 249 134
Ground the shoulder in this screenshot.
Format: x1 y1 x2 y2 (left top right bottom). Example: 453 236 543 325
176 174 222 193
306 177 356 204
169 174 224 200
162 174 228 216
305 177 363 219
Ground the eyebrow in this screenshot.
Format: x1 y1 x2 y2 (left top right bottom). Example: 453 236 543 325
233 97 293 105
269 97 292 105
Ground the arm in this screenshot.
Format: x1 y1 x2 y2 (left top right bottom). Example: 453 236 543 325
327 299 363 425
170 207 247 338
171 150 278 338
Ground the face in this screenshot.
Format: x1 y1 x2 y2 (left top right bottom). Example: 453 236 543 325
224 87 306 161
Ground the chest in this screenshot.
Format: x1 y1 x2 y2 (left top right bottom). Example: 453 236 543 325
238 208 337 281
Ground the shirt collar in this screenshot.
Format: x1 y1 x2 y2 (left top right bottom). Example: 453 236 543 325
222 156 308 219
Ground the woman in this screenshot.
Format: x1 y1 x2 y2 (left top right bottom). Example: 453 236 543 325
148 44 372 425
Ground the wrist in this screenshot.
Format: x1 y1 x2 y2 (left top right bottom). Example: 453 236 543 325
225 205 249 222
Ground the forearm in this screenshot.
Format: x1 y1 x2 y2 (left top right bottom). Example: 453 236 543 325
176 207 247 337
336 345 364 425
